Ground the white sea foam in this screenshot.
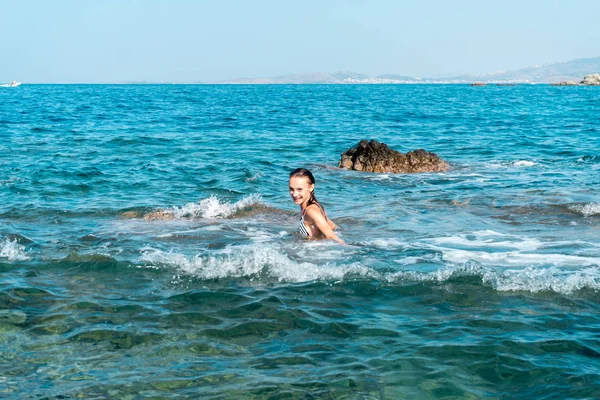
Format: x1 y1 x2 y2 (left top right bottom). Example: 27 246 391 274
245 172 264 182
487 160 537 169
569 202 600 217
484 265 600 294
370 174 391 181
241 227 276 243
394 254 443 266
0 176 25 187
424 230 541 249
385 260 485 283
394 257 422 266
385 262 600 294
440 249 600 267
170 194 263 219
139 245 372 282
0 238 29 261
294 241 352 260
418 231 600 267
367 238 409 249
138 243 600 295
513 160 536 167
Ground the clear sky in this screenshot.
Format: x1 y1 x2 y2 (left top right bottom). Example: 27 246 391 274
1 0 599 83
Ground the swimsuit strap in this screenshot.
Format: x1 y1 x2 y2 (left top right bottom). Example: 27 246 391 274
298 205 316 237
298 213 310 237
303 203 325 216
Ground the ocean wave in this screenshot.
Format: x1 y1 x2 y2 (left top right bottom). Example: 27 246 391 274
367 231 600 267
568 202 600 217
139 245 372 282
145 194 264 220
513 160 536 167
138 244 600 295
244 171 264 182
0 176 26 187
386 261 600 294
439 249 600 267
487 160 539 169
174 194 264 219
0 238 30 261
576 155 598 163
417 230 600 267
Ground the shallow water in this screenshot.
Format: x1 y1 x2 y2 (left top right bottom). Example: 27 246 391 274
1 84 599 399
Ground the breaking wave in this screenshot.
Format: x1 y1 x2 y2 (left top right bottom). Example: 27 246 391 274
139 245 372 282
569 202 600 217
0 238 30 261
385 262 600 294
513 160 536 167
486 160 538 169
169 194 263 219
138 244 600 295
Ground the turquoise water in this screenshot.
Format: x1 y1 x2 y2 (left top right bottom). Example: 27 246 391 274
1 84 599 399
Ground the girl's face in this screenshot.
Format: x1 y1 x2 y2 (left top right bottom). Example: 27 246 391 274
289 176 314 206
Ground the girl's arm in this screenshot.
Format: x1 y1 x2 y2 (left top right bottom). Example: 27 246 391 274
321 209 338 230
306 206 345 245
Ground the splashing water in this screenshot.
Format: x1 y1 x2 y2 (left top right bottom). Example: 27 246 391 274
0 238 29 261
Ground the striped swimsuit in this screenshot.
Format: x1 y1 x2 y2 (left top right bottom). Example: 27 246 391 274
298 208 310 237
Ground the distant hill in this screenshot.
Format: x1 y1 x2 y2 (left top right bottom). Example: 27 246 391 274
223 72 343 84
452 57 600 83
218 57 600 84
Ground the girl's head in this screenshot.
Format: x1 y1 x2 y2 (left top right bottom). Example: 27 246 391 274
289 168 318 207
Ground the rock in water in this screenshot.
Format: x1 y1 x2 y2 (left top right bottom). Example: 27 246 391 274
582 73 600 85
0 309 27 325
551 81 580 86
553 74 600 86
338 140 449 173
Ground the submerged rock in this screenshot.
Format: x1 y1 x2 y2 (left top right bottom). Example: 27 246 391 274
0 309 27 325
120 209 175 220
338 140 449 173
143 210 175 221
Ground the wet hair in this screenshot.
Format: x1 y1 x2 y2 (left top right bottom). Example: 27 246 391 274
289 168 324 212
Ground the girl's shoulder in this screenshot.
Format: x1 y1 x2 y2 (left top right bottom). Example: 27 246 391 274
305 203 326 218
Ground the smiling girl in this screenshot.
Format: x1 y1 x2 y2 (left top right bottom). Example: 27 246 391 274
289 168 345 245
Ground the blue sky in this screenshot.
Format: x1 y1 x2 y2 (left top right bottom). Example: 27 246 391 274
1 0 599 83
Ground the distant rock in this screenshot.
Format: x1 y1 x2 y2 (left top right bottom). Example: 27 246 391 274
551 81 580 86
339 140 449 173
552 73 600 86
470 82 487 86
582 73 600 85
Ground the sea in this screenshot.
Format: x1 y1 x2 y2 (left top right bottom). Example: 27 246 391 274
0 84 599 399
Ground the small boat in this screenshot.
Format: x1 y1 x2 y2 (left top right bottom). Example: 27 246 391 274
0 81 21 87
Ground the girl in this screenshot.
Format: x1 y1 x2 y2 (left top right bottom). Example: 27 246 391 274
289 168 345 245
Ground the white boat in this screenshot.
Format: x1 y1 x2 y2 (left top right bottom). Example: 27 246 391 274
0 81 21 87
